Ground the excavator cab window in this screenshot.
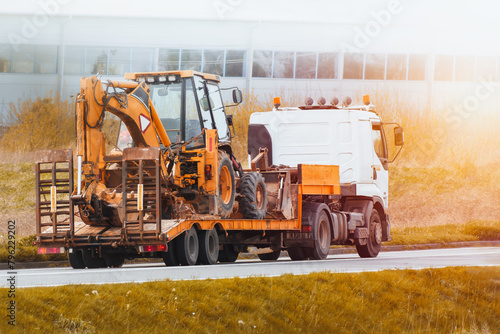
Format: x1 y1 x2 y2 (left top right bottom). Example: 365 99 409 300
116 122 134 150
194 76 230 143
149 78 204 148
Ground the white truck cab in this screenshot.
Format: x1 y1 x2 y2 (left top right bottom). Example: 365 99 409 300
248 96 404 257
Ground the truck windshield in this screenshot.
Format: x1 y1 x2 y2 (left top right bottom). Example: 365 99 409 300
149 79 203 147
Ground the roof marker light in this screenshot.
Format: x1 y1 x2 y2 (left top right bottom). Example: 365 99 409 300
330 97 339 106
317 97 326 106
158 75 167 82
146 76 155 83
305 97 313 106
363 95 370 105
273 97 281 108
343 96 352 107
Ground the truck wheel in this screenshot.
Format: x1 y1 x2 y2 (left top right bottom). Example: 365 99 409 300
258 250 280 261
81 248 107 268
239 172 268 219
218 152 236 218
356 209 382 258
198 228 219 265
68 250 85 269
218 244 239 263
175 226 199 266
311 210 331 260
162 241 179 266
287 247 309 261
104 256 125 268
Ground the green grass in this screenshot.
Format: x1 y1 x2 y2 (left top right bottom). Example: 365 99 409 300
0 162 36 212
1 267 498 333
0 235 66 263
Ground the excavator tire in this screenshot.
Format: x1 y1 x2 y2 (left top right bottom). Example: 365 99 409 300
217 151 236 218
239 172 267 219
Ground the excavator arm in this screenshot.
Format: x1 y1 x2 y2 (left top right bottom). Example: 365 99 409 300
76 76 171 173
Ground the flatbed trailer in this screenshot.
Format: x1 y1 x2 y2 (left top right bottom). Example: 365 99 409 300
37 148 367 267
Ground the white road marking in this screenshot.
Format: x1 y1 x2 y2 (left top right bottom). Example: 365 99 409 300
1 247 499 288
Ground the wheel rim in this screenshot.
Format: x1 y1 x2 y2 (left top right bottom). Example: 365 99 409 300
372 222 382 245
318 219 329 249
255 183 264 210
219 165 232 204
188 234 197 257
208 233 216 255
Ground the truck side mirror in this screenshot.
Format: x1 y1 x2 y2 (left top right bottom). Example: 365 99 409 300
394 127 404 146
232 89 243 104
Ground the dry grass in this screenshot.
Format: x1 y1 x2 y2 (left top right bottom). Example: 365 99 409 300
388 220 500 245
388 166 500 228
0 94 75 152
1 267 498 333
1 89 500 235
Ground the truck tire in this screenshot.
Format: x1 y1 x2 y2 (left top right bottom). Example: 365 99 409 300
239 172 267 219
104 256 125 268
257 250 280 261
218 152 236 218
198 228 219 265
81 248 107 268
175 226 199 266
68 250 85 269
287 247 309 261
162 241 179 266
356 209 382 258
311 210 331 260
218 244 239 263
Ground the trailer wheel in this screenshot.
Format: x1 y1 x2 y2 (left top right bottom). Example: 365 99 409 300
104 256 125 268
287 247 309 261
162 241 179 266
198 228 219 265
311 210 331 260
68 250 85 269
218 244 239 263
218 152 236 218
81 249 107 268
257 250 280 261
239 172 268 219
175 226 199 266
356 209 382 258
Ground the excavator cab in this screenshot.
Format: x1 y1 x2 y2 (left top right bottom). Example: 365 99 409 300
125 72 237 149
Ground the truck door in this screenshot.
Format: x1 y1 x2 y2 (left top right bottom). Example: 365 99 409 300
370 120 389 208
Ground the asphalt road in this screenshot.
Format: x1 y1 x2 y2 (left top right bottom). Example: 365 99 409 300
1 247 499 288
